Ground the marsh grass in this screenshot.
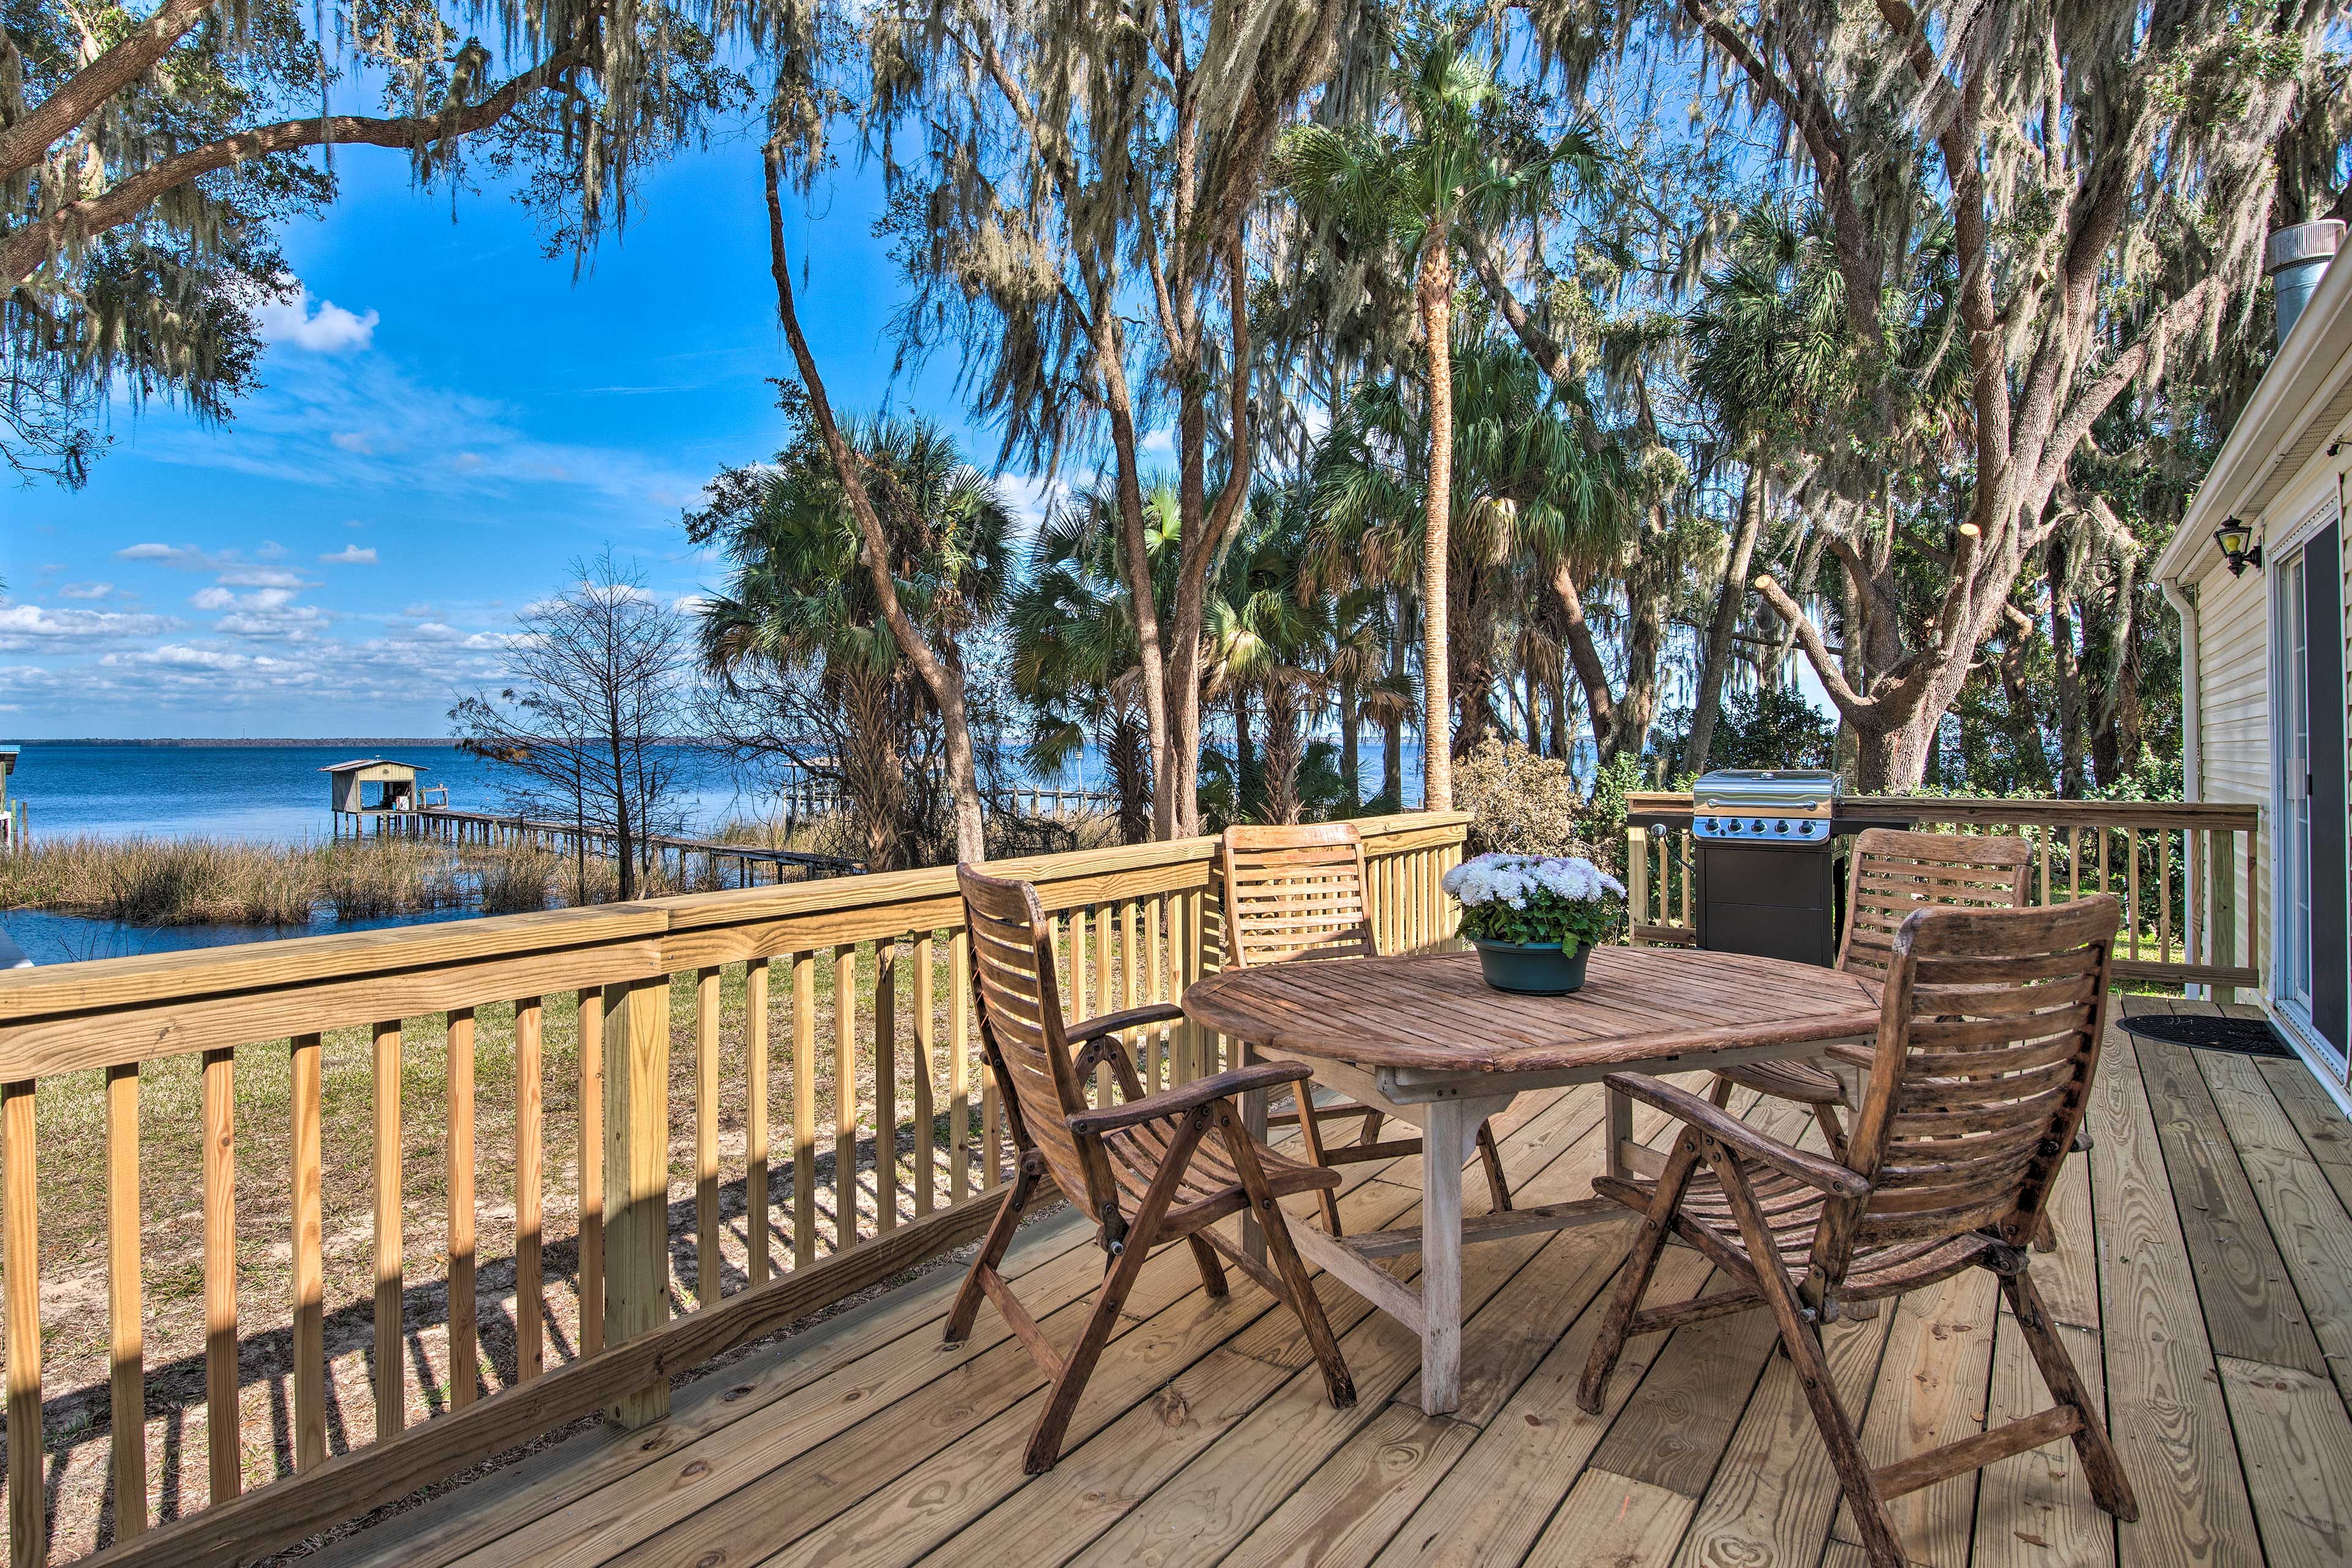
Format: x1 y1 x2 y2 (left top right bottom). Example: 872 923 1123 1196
0 837 643 927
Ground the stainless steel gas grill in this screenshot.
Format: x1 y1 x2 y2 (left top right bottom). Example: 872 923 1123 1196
1691 769 1839 843
1631 770 1912 966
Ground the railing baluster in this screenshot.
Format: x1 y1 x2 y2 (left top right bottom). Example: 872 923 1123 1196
950 930 972 1205
203 1046 239 1498
514 997 544 1380
745 959 771 1287
1092 905 1114 1086
875 941 897 1236
2126 829 2141 960
290 1035 325 1471
913 935 937 1219
1146 897 1167 1092
6 1079 40 1568
793 952 818 1268
371 1022 402 1441
696 967 720 1302
2158 829 2173 966
2037 826 2051 906
833 944 859 1254
107 1063 145 1539
575 989 604 1358
447 1008 478 1409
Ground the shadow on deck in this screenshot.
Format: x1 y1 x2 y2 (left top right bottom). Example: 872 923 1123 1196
309 996 2352 1568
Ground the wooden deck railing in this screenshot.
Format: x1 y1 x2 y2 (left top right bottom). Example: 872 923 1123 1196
0 812 1466 1568
1623 794 2260 993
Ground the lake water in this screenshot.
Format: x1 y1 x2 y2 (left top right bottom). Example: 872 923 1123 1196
5 742 760 842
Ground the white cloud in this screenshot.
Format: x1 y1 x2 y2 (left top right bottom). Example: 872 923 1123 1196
254 280 379 353
0 602 178 648
1140 428 1175 456
331 431 375 454
58 582 114 600
217 604 333 640
217 567 306 589
116 542 199 564
996 473 1066 542
320 545 378 565
192 586 298 612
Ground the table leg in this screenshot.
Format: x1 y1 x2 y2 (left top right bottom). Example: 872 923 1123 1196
1605 1080 1634 1183
1242 1071 1269 1268
1419 1098 1468 1415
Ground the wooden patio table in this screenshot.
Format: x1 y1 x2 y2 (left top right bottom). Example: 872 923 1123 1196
1182 944 1880 1415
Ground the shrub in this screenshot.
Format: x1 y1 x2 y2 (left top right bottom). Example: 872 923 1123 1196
1452 740 1598 859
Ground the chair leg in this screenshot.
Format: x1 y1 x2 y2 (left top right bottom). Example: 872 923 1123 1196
2030 1210 2060 1252
1474 1120 1513 1213
1289 1083 1345 1235
1216 1104 1355 1409
1359 1106 1384 1146
1186 1234 1229 1298
1023 1110 1205 1474
944 1154 1036 1346
1810 1102 1849 1163
1577 1131 1703 1415
2000 1270 2138 1521
1705 1139 1909 1568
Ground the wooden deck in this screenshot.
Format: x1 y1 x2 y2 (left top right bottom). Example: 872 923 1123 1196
315 995 2352 1568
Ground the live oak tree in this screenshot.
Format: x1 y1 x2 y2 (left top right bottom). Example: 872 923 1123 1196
1672 0 2352 788
854 0 1348 837
3 0 742 482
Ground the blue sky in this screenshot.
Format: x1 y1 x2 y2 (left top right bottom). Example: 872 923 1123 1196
2 129 1060 737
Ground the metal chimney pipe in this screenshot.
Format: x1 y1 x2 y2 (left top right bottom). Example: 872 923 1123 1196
2269 220 2345 349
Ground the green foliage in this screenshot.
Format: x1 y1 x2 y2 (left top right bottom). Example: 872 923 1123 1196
1577 751 1648 877
1656 685 1838 776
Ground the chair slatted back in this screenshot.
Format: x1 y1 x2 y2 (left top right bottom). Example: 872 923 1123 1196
1219 824 1377 968
1838 828 2033 982
958 864 1114 1218
1813 897 2119 1289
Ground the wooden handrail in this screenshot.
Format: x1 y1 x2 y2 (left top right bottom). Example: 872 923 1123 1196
1621 796 2259 998
0 811 1470 1568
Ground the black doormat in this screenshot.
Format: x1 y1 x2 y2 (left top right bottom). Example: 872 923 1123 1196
2118 1012 2296 1058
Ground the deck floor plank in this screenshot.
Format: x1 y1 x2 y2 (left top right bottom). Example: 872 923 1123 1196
314 1006 2352 1568
2093 1028 2266 1568
2139 1039 2328 1374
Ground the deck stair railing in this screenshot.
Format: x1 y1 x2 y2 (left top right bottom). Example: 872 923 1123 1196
1623 793 2260 996
0 811 1466 1568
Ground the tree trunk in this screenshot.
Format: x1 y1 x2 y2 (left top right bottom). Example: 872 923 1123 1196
766 151 986 862
2047 540 2087 797
1686 466 1765 775
1232 685 1257 819
1338 676 1361 811
1417 237 1455 812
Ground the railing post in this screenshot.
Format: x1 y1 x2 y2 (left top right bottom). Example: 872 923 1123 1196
601 974 671 1427
2207 829 2239 1005
1627 825 1651 941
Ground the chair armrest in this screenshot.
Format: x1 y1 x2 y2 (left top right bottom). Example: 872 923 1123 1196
1067 1001 1188 1042
1066 1060 1311 1137
1602 1072 1871 1199
1825 1042 1875 1070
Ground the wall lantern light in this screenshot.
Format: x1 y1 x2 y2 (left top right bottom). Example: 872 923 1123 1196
2213 518 2264 576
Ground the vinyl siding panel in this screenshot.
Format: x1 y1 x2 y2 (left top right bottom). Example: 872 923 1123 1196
2199 551 2271 981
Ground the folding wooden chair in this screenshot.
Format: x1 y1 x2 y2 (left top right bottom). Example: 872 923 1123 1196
1219 823 1511 1235
944 863 1355 1474
1578 897 2137 1568
1714 828 2035 1160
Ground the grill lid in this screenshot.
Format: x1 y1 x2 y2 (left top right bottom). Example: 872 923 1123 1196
1692 769 1839 816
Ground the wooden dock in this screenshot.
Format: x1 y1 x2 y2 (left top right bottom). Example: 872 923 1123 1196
381 807 864 882
317 993 2352 1568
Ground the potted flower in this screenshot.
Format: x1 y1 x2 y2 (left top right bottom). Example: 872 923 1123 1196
1441 852 1626 995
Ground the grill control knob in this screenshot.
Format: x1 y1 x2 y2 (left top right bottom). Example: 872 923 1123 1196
1750 819 1765 834
1774 820 1789 834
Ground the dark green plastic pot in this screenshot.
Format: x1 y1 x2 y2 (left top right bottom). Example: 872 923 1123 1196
1468 938 1593 995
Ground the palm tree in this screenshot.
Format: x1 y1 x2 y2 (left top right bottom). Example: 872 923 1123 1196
690 415 1014 870
1006 484 1180 843
1311 331 1627 777
1279 25 1599 809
